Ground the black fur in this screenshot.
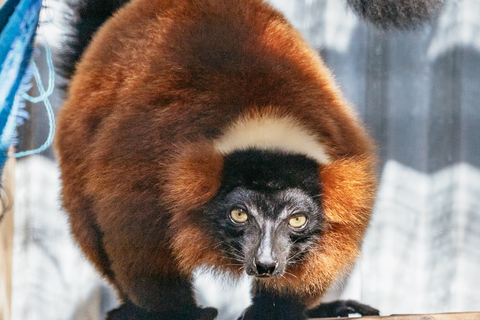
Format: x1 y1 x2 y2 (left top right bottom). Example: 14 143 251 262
347 0 444 30
238 291 380 320
220 150 321 198
203 150 324 280
59 0 130 80
239 292 308 320
107 302 218 320
307 299 380 318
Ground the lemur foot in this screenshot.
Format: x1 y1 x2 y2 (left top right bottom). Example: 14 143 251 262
307 299 379 318
106 302 218 320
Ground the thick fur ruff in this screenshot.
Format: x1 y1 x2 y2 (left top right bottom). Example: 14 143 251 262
56 0 377 313
347 0 444 30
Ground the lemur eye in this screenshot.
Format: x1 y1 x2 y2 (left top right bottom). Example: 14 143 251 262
230 209 248 224
288 213 307 229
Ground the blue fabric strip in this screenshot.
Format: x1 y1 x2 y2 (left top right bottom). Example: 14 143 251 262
0 0 21 32
0 0 42 171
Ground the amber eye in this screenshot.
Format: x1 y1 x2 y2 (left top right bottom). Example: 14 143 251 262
230 209 248 223
288 213 307 229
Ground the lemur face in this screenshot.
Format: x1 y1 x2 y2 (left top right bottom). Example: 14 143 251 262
215 187 323 278
205 150 324 278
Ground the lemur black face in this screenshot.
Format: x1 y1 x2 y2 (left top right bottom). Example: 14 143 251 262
205 150 324 278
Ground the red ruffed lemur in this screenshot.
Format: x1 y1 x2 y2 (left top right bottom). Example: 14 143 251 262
56 0 443 319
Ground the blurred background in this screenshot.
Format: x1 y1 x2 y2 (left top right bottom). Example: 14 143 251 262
2 0 480 319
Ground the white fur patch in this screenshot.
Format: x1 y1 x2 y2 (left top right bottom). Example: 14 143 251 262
213 114 331 164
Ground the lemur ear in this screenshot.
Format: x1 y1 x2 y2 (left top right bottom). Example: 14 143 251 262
163 141 224 214
320 156 377 225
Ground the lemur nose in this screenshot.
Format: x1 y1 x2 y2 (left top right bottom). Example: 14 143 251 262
254 259 278 277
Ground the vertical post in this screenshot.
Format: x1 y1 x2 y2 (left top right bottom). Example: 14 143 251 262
0 150 15 320
1 2 17 319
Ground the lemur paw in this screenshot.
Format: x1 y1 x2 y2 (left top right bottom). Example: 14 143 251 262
197 307 219 320
238 307 307 320
307 299 379 318
237 298 307 320
106 302 218 320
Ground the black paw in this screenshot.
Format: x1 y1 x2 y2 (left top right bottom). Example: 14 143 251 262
106 302 218 320
106 303 150 320
307 299 379 318
197 307 219 320
237 295 307 320
238 306 307 320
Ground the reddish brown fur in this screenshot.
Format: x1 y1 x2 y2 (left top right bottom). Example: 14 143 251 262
56 0 376 313
162 142 233 275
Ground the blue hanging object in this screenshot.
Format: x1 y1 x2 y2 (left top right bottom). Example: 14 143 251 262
0 0 42 173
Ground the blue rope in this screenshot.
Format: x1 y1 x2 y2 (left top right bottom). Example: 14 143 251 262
15 43 56 158
22 43 55 103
